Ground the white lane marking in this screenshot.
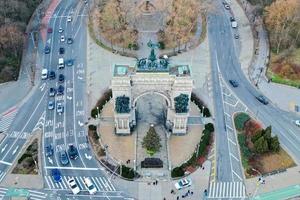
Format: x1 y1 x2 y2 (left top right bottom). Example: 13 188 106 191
1 144 8 153
84 153 92 160
230 153 239 162
75 177 83 189
2 91 47 160
94 177 104 190
79 177 88 190
44 166 98 170
228 138 236 146
232 170 243 181
44 176 51 189
106 178 116 191
91 177 100 191
12 146 19 155
40 83 46 91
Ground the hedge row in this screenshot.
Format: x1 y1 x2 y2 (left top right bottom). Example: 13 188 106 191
171 123 214 178
191 93 211 117
91 89 112 118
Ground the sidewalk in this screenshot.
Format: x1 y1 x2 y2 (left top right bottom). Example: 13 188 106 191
230 0 300 115
112 161 211 200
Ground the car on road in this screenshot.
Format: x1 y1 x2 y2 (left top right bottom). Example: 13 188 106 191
56 102 64 114
83 177 97 194
223 2 230 9
295 120 300 127
68 178 80 194
234 33 239 39
49 71 56 80
67 38 73 44
229 79 239 87
60 35 65 42
58 74 65 83
47 27 53 33
44 46 50 54
58 28 63 33
175 178 192 190
256 95 269 105
230 17 235 22
67 16 72 22
57 85 64 95
41 69 48 80
51 169 62 183
68 144 79 160
84 0 88 4
59 47 65 54
66 59 74 66
49 87 56 97
48 101 55 110
45 145 54 157
60 150 69 165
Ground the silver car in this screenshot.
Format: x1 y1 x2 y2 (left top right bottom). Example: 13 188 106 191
57 102 64 114
48 101 55 110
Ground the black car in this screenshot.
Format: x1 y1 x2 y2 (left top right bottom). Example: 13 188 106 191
49 71 56 80
256 95 269 105
59 47 65 54
45 145 54 157
229 80 239 87
68 144 79 160
66 59 74 66
49 87 56 97
230 17 235 22
67 38 73 44
44 46 51 54
57 85 64 95
58 74 65 83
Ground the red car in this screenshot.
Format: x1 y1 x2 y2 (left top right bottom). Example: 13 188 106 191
47 28 53 33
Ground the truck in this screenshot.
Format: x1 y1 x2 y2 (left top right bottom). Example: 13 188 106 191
231 21 237 28
58 58 64 69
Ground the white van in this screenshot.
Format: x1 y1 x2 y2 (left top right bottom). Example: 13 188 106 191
231 21 238 28
41 69 48 79
58 58 64 69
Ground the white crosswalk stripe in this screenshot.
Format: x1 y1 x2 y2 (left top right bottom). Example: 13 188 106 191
208 181 246 198
0 108 18 133
45 175 116 192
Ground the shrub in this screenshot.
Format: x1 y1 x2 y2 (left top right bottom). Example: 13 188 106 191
244 119 262 136
203 107 211 117
174 94 189 113
92 131 100 141
115 95 130 113
91 89 112 118
254 136 269 154
205 123 214 132
158 41 165 49
234 113 250 131
201 129 211 146
120 165 135 179
171 166 185 178
238 134 252 158
88 125 97 131
270 136 280 152
91 108 98 118
18 153 31 164
191 92 205 111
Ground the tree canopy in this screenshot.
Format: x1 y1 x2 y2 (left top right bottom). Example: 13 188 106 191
142 126 161 154
174 94 189 113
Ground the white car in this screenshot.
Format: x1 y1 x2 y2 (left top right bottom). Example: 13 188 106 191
295 120 300 127
41 69 48 80
56 102 64 114
67 16 72 22
60 35 65 42
58 28 63 33
68 178 80 194
83 177 97 194
174 178 192 190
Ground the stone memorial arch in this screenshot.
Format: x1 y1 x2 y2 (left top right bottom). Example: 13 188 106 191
111 41 193 135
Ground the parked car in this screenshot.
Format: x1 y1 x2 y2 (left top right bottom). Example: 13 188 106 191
234 33 239 39
68 178 80 194
57 102 64 114
58 74 65 83
295 120 300 127
60 150 69 165
256 95 269 105
57 85 64 95
229 79 239 87
45 145 54 157
230 17 235 22
47 27 53 33
51 169 62 183
49 87 56 97
60 35 65 42
59 47 65 54
48 101 55 110
66 59 74 66
58 28 63 33
175 178 192 190
41 69 48 80
83 177 97 194
67 38 73 44
44 46 50 54
49 71 56 80
68 144 79 160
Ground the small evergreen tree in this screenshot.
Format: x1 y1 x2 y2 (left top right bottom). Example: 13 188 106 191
254 136 269 153
270 136 280 152
142 126 161 154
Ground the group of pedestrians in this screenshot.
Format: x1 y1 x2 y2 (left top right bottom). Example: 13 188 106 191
162 189 194 200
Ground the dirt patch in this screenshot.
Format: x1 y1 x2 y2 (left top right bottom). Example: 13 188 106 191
256 148 295 174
